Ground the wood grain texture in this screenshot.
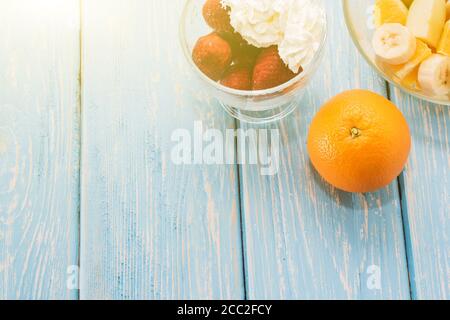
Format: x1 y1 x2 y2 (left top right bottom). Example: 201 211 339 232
1 0 447 301
390 89 449 300
80 0 244 299
238 2 411 299
0 0 80 299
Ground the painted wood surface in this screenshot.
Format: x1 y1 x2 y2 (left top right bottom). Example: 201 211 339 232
80 0 244 299
238 2 411 299
0 0 80 299
0 0 448 300
390 89 449 300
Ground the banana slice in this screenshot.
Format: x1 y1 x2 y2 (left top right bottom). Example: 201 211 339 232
372 23 417 65
418 54 450 96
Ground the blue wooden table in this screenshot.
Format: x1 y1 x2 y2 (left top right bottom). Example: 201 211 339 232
0 0 448 300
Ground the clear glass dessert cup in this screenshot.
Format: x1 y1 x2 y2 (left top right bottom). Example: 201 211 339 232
343 0 450 106
179 0 328 124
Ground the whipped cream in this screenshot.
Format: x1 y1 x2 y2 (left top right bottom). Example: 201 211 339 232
279 0 326 73
221 0 288 48
222 0 326 73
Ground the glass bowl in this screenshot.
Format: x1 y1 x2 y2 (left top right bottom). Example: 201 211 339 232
179 0 328 124
343 0 450 106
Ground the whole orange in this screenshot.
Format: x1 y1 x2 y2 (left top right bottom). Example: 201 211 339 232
307 90 411 193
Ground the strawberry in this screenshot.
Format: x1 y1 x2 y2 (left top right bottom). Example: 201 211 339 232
221 65 252 90
203 0 233 33
192 32 232 81
252 46 300 90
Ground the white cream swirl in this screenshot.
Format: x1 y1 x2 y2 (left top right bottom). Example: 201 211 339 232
221 0 289 48
279 0 326 73
222 0 326 73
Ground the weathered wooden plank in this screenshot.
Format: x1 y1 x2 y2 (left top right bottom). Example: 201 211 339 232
390 89 449 300
0 0 80 299
80 0 244 299
238 2 411 299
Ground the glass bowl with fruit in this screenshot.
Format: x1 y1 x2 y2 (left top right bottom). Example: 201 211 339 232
180 0 327 123
344 0 450 105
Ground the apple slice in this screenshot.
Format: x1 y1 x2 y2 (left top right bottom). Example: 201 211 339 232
438 21 450 56
407 0 447 48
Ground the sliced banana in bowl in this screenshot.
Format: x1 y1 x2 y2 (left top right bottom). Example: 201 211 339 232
418 54 450 96
372 23 417 65
343 0 450 104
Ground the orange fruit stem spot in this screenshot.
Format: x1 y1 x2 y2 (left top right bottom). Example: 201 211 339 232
350 127 361 138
